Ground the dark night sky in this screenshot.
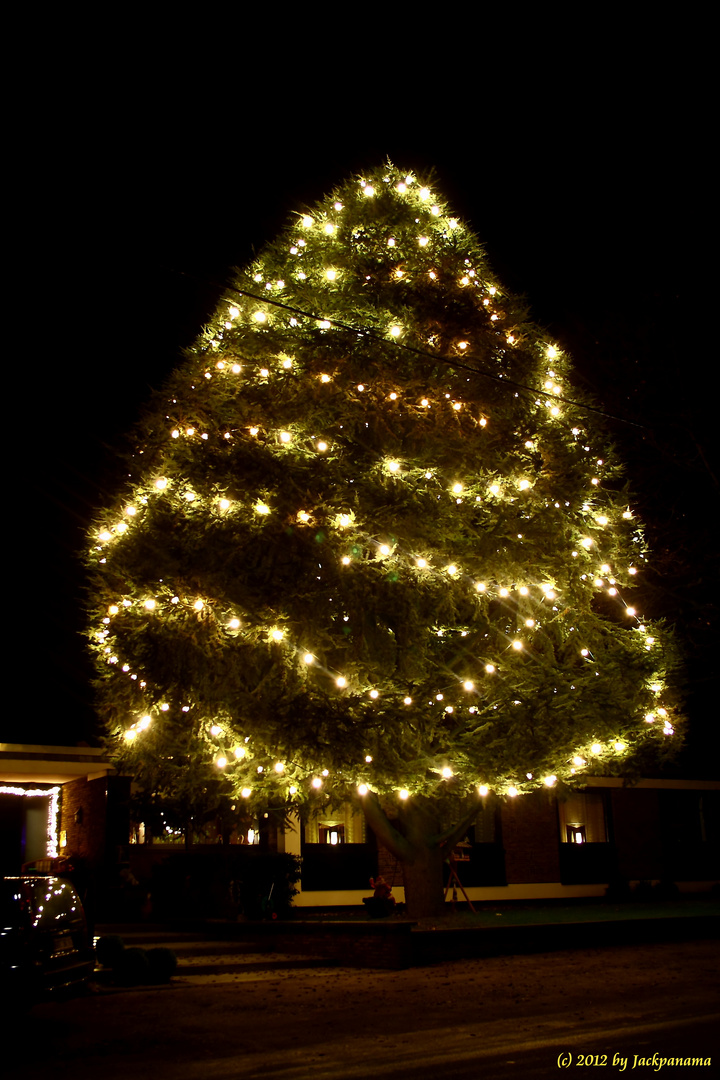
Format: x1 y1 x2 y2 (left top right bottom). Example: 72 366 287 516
14 42 716 773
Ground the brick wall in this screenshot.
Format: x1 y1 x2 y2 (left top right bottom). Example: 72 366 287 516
238 920 416 969
60 777 108 867
376 843 401 890
501 790 561 883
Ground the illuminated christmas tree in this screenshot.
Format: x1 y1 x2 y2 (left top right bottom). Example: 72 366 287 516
86 164 683 916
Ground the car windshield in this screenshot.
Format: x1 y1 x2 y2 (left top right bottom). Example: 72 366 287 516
1 878 84 931
0 880 25 926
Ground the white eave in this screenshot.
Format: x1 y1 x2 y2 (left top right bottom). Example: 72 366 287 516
0 743 115 784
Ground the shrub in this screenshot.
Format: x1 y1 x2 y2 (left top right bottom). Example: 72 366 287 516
95 934 125 968
115 947 151 985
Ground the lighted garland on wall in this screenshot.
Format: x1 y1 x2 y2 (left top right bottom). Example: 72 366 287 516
86 165 682 813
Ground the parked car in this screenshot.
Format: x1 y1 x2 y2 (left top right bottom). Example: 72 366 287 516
0 876 94 1007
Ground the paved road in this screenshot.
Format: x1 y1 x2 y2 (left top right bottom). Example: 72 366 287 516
7 938 718 1079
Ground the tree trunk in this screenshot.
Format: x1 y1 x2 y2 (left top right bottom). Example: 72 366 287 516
399 843 446 919
360 791 482 920
394 798 445 919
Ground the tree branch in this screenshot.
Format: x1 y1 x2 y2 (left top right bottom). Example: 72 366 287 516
437 798 484 860
359 790 414 864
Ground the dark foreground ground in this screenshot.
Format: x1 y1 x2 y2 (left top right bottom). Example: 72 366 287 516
6 937 718 1079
